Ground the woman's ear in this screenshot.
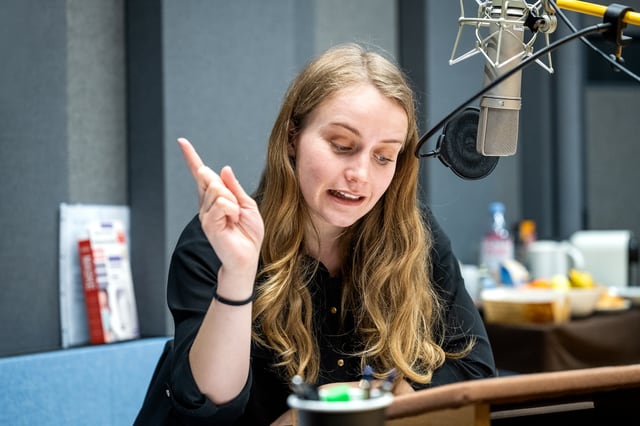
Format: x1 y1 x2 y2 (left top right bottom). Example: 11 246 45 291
287 140 296 157
287 121 297 157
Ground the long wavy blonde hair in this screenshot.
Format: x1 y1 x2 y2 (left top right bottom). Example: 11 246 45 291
252 43 463 385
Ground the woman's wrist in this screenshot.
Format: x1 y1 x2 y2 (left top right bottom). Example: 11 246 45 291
212 287 256 306
215 264 258 305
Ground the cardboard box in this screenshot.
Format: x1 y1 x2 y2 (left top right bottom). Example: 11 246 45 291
78 220 139 344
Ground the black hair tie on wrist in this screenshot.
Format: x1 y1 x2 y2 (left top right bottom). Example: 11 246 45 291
212 288 256 306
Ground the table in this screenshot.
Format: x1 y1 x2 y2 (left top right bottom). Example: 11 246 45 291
484 307 640 374
386 364 640 425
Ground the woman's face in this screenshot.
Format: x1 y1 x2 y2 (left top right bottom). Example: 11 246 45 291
290 83 408 237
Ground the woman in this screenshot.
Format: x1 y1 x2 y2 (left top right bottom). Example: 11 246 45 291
136 42 495 425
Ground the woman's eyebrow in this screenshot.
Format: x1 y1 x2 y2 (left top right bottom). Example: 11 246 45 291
327 121 360 136
327 122 404 145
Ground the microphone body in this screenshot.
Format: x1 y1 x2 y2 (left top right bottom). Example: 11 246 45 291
477 0 526 156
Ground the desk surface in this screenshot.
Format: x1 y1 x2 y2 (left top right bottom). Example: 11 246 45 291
485 307 640 374
387 363 640 425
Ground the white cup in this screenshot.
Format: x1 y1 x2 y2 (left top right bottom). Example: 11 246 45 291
526 240 585 280
288 393 393 426
460 263 480 303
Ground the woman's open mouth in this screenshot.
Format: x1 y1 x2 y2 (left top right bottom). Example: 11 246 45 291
329 190 363 201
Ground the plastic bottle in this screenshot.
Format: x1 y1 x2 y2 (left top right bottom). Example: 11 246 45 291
479 202 514 284
515 219 537 264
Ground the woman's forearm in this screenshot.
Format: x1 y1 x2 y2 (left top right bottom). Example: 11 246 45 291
189 265 256 404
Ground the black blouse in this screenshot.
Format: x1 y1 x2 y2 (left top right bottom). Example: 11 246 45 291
135 208 496 425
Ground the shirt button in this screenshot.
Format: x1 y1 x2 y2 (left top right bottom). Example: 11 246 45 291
165 388 171 398
337 359 344 367
330 306 337 314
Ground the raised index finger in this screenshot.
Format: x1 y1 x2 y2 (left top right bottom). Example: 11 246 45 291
177 137 205 181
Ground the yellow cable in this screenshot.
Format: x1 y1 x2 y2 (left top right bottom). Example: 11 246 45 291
556 0 640 27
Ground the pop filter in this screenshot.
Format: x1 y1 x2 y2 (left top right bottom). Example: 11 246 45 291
435 106 499 180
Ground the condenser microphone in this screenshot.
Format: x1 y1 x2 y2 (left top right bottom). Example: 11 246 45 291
476 0 527 156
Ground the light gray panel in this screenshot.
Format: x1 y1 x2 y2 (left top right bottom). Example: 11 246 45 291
314 0 396 55
151 1 302 334
585 86 640 241
162 0 298 252
67 0 127 204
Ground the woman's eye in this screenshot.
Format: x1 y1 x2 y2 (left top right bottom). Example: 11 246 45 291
375 154 395 164
331 142 352 152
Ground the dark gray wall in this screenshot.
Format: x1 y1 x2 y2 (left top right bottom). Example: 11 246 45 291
586 86 640 237
0 1 69 355
127 0 168 339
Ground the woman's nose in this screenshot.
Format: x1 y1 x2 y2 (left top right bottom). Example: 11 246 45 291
345 153 369 183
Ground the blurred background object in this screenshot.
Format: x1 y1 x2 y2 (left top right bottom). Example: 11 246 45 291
570 230 639 287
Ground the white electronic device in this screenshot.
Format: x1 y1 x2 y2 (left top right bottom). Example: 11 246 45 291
570 230 637 288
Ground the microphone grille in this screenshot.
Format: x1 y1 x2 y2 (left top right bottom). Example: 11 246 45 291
476 105 519 156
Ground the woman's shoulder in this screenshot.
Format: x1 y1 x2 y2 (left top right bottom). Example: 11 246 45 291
176 214 206 243
171 214 221 270
418 204 452 252
419 205 461 292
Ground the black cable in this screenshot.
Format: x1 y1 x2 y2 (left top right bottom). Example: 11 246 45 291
549 0 640 84
415 22 610 158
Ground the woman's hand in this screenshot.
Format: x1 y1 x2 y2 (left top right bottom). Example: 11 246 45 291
178 138 264 271
270 409 295 426
318 379 415 396
392 379 415 395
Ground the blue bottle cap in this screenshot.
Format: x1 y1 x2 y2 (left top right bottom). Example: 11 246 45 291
489 202 505 213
